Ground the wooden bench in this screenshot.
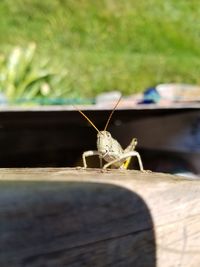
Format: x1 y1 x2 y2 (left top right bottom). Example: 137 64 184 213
0 168 199 266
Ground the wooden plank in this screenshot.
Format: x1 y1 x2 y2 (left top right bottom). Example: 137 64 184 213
0 168 199 267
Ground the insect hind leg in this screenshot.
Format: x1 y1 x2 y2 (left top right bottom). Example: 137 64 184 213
103 151 144 171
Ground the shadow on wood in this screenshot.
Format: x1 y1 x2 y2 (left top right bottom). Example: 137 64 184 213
0 170 155 267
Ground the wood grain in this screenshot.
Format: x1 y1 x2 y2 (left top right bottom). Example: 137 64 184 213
0 168 199 267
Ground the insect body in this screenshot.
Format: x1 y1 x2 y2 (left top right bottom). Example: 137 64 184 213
76 97 144 170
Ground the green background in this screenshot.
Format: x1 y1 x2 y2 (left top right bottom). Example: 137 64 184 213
0 0 199 99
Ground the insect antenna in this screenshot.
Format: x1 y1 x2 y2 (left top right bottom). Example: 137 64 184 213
104 96 122 131
74 107 100 133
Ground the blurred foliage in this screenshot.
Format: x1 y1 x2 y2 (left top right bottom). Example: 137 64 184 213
0 0 199 100
0 43 66 104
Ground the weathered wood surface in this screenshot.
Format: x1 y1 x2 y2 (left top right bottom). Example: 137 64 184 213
0 168 199 267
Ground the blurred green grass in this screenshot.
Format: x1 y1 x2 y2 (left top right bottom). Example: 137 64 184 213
0 0 199 98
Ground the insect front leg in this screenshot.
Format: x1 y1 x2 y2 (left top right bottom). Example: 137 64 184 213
82 150 101 168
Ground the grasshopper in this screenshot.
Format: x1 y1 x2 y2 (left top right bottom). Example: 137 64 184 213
76 97 144 170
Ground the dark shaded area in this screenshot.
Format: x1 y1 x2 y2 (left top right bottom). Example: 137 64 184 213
0 107 198 168
141 149 198 174
0 180 156 267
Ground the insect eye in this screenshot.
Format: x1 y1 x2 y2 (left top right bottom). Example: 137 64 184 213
106 132 111 137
